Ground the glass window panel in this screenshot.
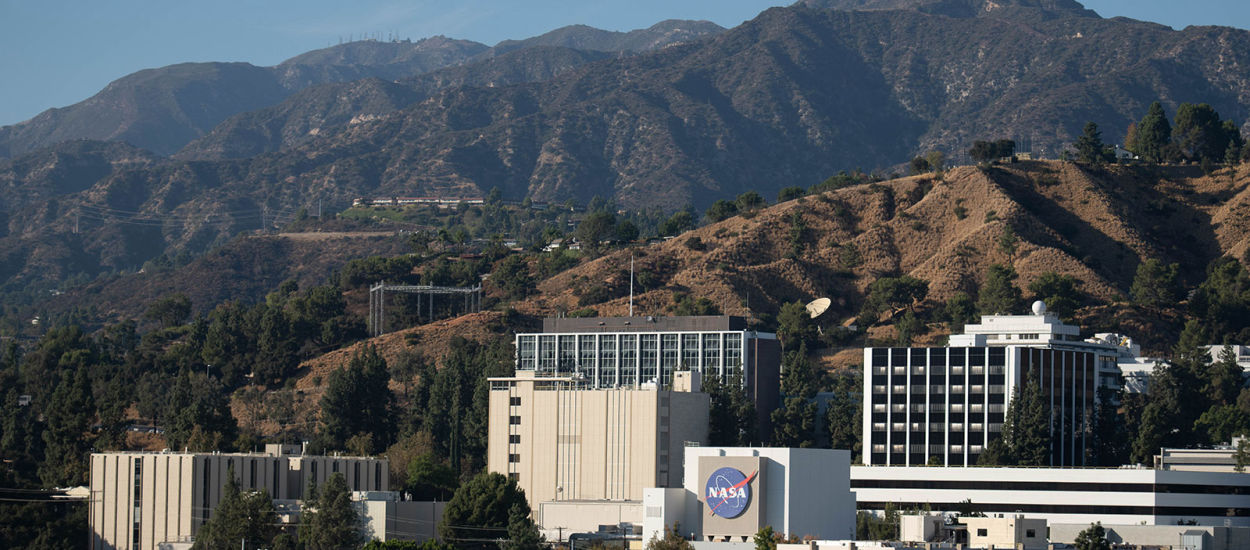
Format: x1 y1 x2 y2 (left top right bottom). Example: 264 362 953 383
539 335 557 374
599 335 617 387
620 335 637 386
682 334 700 368
641 334 658 384
661 334 680 386
519 335 536 371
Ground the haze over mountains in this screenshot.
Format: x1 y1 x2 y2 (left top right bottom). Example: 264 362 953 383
3 0 1250 308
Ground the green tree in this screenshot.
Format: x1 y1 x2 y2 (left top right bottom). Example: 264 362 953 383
439 472 531 550
164 368 238 452
977 264 1024 315
772 344 819 448
776 301 817 350
145 293 192 328
648 524 694 550
316 346 395 454
659 208 696 237
1190 256 1250 341
1174 102 1231 162
735 191 766 212
575 210 617 252
909 156 931 175
1028 272 1085 320
193 466 278 550
777 186 806 202
404 453 458 501
1130 259 1181 309
1193 405 1250 445
706 373 758 446
824 373 862 460
1001 370 1050 466
1074 522 1111 550
1206 345 1245 407
753 526 778 550
945 292 977 328
38 369 93 486
1073 121 1110 164
491 255 533 301
504 502 542 550
704 200 739 223
925 151 946 173
894 310 923 346
1132 102 1172 162
1236 437 1250 472
861 276 929 323
300 473 364 550
616 219 640 242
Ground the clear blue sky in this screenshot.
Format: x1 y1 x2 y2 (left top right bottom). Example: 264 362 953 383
1 0 1248 127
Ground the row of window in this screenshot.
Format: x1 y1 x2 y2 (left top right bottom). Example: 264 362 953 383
515 331 747 387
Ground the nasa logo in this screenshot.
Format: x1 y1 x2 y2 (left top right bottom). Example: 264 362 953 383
704 467 757 519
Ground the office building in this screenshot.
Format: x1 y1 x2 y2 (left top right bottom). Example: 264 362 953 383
514 315 779 431
851 465 1250 526
89 445 388 550
863 302 1131 466
487 370 709 534
642 446 856 544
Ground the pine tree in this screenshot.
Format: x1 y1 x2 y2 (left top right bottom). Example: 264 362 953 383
1132 102 1172 162
193 466 278 550
300 473 363 550
316 346 394 454
1129 259 1181 309
1074 121 1109 164
1206 345 1244 406
977 264 1024 315
504 502 543 550
39 369 93 486
439 472 530 550
1074 522 1111 550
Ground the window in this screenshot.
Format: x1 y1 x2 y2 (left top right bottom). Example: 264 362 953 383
509 434 521 444
509 396 521 406
508 454 520 463
509 416 521 425
1026 529 1036 538
508 473 519 481
977 529 988 537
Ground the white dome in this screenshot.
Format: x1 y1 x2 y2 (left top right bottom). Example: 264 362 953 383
1031 300 1047 315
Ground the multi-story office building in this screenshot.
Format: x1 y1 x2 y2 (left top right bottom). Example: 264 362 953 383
487 370 709 507
89 445 388 550
514 315 779 430
863 302 1127 467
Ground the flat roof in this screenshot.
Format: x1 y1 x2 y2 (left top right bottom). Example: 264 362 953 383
540 315 751 333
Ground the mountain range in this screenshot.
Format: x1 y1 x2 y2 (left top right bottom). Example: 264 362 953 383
3 0 1250 308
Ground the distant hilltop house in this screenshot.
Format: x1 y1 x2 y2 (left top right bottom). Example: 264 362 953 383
1114 145 1138 161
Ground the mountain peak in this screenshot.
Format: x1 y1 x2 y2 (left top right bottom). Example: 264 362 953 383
793 0 1099 19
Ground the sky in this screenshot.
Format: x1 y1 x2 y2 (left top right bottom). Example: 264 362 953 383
1 0 1249 127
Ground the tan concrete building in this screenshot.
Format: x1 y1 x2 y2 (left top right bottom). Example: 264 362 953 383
89 444 387 550
487 370 709 510
963 516 1048 550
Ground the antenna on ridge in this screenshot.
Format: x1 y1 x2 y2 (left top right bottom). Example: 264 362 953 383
629 255 635 317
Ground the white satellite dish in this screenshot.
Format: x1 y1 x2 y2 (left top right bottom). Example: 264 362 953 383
805 297 832 319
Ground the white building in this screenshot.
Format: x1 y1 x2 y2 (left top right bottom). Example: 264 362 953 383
643 447 856 544
864 302 1134 467
852 465 1250 526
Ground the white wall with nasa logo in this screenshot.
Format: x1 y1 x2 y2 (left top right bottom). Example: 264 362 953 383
643 447 855 544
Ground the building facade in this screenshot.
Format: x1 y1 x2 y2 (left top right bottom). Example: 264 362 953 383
514 316 779 431
89 445 388 550
642 447 856 544
864 304 1125 467
487 371 709 508
852 465 1250 526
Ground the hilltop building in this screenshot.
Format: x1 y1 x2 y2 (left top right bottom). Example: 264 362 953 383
863 301 1136 467
514 315 780 431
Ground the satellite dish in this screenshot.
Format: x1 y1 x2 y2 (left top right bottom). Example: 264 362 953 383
805 297 832 319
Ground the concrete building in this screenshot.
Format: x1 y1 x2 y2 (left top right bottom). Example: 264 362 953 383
851 465 1250 526
962 516 1047 550
487 369 709 533
89 445 389 550
642 447 856 544
864 303 1134 467
1156 438 1245 472
514 315 780 430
